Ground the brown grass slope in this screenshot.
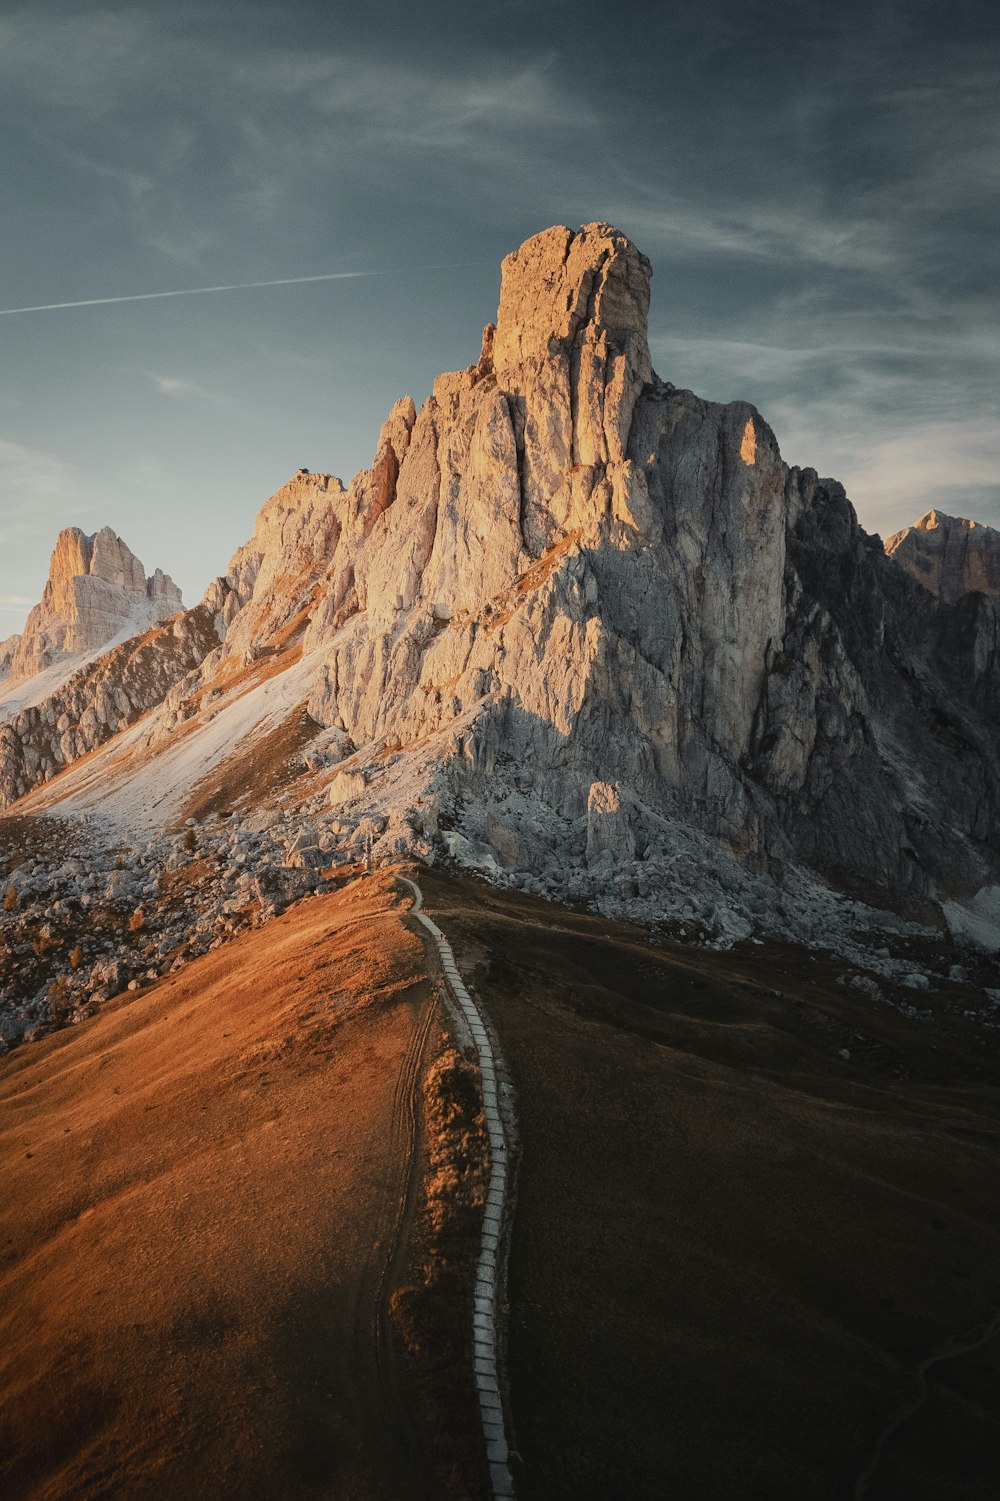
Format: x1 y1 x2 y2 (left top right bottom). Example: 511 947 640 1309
0 872 463 1501
420 870 1000 1501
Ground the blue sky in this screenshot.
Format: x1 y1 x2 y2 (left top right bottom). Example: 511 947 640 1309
2 0 998 628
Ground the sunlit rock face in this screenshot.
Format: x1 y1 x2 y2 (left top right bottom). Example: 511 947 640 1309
219 471 347 658
291 221 1000 912
287 225 801 870
0 527 208 803
300 226 787 792
7 223 1000 925
149 218 994 915
885 509 1000 605
491 221 653 548
3 526 183 681
0 607 220 806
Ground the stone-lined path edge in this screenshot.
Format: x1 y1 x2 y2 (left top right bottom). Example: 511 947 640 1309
398 876 517 1501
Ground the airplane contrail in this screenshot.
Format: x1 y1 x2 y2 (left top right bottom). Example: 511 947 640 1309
0 269 386 317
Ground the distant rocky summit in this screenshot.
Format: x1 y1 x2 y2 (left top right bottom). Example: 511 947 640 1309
4 223 1000 951
0 527 201 805
885 509 1000 605
0 526 182 683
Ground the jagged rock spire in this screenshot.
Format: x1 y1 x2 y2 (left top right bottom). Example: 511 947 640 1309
4 526 183 680
491 222 653 548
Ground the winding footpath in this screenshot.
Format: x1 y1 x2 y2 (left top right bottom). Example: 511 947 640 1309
398 877 517 1501
853 1308 1000 1499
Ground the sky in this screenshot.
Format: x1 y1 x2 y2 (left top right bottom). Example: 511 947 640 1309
1 0 998 630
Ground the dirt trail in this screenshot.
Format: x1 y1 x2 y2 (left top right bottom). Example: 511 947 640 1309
853 1310 1000 1499
419 868 1000 1501
400 875 517 1501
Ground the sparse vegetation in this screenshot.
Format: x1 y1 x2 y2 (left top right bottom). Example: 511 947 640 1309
390 1038 488 1495
46 975 74 1024
0 810 312 1062
31 929 55 959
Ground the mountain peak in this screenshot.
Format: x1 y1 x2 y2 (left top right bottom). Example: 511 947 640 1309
3 526 183 682
886 508 1000 603
493 222 652 380
6 222 1000 952
488 223 654 550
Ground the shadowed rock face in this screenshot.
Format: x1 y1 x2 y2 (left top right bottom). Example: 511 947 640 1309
3 526 183 681
6 223 1000 925
885 509 1000 605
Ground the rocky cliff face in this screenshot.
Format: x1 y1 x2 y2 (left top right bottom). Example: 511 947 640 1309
0 527 211 806
0 606 223 806
5 223 1000 944
256 221 995 921
2 526 183 682
885 509 1000 605
218 470 346 660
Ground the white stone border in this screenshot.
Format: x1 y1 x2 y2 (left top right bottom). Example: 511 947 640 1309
399 877 516 1501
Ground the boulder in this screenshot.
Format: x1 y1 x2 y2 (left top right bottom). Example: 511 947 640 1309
585 782 635 870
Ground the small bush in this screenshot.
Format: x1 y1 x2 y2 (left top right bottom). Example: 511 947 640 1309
128 908 144 933
47 976 74 1024
2 886 16 912
32 930 54 958
69 944 84 970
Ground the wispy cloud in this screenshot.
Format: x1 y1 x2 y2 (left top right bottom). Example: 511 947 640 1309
0 437 76 510
792 412 1000 536
0 596 34 627
0 437 91 620
653 320 1000 536
0 0 996 570
0 593 33 606
0 14 595 248
145 372 235 407
607 192 899 281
